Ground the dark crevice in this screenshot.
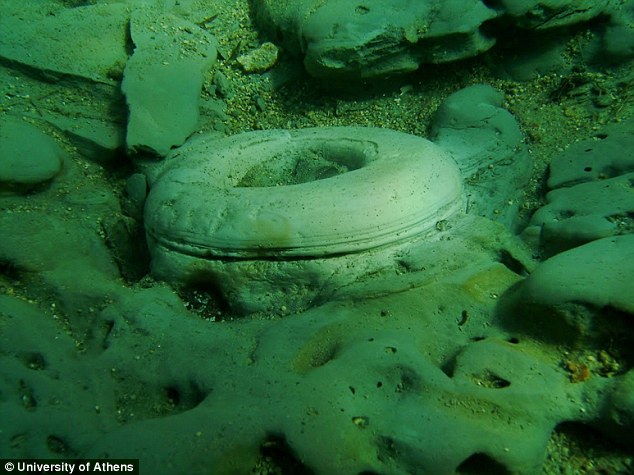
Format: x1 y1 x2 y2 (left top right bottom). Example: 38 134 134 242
394 365 422 393
99 319 115 350
496 249 529 276
0 259 21 280
480 0 503 10
21 352 47 370
376 435 399 465
101 216 151 283
178 276 232 320
166 380 207 411
474 371 511 389
47 435 77 457
258 434 315 475
456 452 511 474
440 352 458 378
18 380 37 410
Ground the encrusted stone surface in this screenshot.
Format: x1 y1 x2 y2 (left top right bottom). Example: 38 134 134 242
1 2 632 474
237 41 279 73
251 0 613 79
430 84 530 230
525 120 634 254
144 127 464 313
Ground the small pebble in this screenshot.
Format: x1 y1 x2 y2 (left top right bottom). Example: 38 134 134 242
237 42 279 73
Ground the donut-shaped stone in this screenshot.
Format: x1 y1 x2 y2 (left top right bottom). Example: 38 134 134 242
146 127 462 256
144 127 464 313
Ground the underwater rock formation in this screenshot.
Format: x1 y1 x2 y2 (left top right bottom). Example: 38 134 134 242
0 117 65 194
1 1 633 474
495 119 634 452
430 84 530 230
250 0 614 79
524 119 634 254
498 234 634 343
251 0 496 78
0 2 130 85
122 7 218 156
144 127 464 314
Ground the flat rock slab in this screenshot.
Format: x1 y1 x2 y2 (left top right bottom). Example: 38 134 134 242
122 8 217 156
38 112 126 164
0 3 130 84
0 117 64 193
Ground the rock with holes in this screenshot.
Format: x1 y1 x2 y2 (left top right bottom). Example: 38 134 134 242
547 121 634 189
524 120 634 254
0 295 109 455
77 264 631 475
528 172 634 253
3 175 631 475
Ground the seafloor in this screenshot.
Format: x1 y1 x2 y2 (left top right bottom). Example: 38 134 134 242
1 0 633 474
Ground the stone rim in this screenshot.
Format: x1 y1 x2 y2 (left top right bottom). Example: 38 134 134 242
144 127 464 258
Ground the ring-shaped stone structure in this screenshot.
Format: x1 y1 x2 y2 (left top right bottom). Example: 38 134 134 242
144 127 464 313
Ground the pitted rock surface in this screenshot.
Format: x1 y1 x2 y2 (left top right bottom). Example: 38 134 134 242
525 120 634 254
1 1 633 474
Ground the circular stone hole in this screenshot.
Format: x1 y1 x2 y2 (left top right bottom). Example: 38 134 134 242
237 141 367 187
